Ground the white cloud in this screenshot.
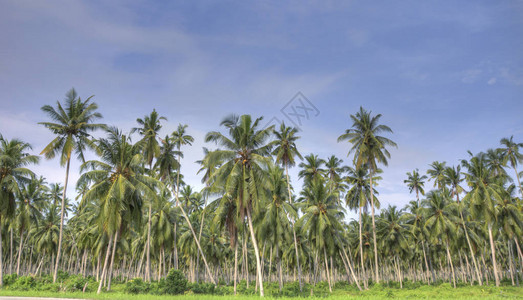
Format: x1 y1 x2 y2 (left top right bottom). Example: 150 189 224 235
487 77 497 85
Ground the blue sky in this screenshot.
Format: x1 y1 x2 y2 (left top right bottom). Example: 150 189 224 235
1 0 522 220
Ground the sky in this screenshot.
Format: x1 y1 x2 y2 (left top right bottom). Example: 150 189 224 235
1 0 522 221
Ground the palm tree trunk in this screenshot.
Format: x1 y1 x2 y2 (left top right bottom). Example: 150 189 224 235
16 232 24 275
445 240 456 288
145 200 152 282
178 204 216 285
234 241 238 295
358 206 368 289
340 245 362 291
369 168 379 283
97 235 114 294
9 227 13 274
488 224 500 286
246 208 264 296
107 230 119 291
53 158 70 283
323 247 332 292
284 164 303 291
421 241 430 285
508 240 515 286
173 221 178 269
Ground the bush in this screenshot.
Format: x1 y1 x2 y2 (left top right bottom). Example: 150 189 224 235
189 282 215 294
163 269 187 295
2 274 18 286
125 278 150 294
11 276 36 291
64 275 90 292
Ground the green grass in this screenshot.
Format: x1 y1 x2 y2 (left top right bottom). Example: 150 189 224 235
1 284 522 299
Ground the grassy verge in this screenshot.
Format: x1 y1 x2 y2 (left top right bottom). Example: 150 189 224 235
1 284 522 299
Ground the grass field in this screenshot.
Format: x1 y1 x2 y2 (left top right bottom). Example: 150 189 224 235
1 284 522 299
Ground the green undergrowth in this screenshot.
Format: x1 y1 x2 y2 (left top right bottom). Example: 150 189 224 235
1 272 522 299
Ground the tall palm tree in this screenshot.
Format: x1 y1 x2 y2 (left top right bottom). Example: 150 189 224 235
170 124 215 285
132 109 166 282
77 127 160 293
499 136 523 195
337 106 397 283
205 114 274 296
427 161 447 190
345 166 379 289
298 177 344 292
444 165 482 285
39 88 105 282
462 152 504 286
272 122 304 291
404 169 427 205
424 190 459 288
0 136 39 285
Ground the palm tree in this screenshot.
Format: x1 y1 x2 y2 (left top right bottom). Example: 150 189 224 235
77 127 160 293
298 154 325 184
298 177 344 292
337 106 397 283
378 205 408 288
272 122 304 291
15 177 46 275
427 161 447 190
39 88 105 283
499 136 523 195
424 190 459 288
345 166 380 288
325 155 346 204
205 114 274 296
404 169 427 205
132 109 166 282
462 152 504 286
0 136 39 285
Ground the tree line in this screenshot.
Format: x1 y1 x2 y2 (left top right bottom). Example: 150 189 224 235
0 88 521 296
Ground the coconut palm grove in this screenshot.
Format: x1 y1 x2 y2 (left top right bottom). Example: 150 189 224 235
1 1 522 300
0 91 522 298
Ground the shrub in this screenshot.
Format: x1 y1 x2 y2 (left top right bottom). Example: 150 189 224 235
11 276 36 291
64 275 89 292
125 278 150 294
189 282 215 294
163 268 187 295
3 274 18 286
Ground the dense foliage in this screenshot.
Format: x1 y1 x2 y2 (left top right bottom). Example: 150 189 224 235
0 89 521 298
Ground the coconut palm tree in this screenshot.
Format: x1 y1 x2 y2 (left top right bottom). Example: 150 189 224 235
462 152 504 286
337 106 397 283
77 127 160 293
272 122 304 291
424 190 459 288
132 109 166 282
427 161 447 190
345 165 379 288
205 114 274 296
39 88 105 283
499 136 523 195
404 169 427 205
298 154 325 185
298 177 344 292
0 136 39 285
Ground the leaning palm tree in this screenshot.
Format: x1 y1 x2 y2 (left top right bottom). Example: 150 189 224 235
462 152 504 287
404 169 427 205
77 127 159 293
499 136 523 195
337 106 397 283
0 136 39 285
39 88 105 282
205 114 274 296
131 109 166 282
272 122 304 291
